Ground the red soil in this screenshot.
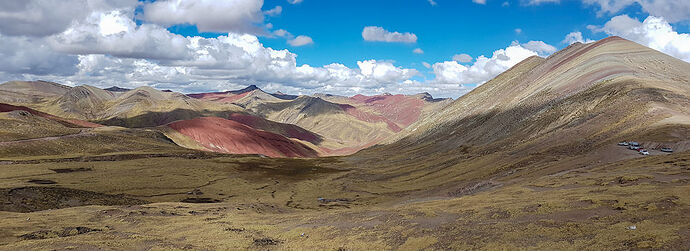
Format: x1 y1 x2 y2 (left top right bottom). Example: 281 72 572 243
348 94 424 128
167 117 318 158
0 103 102 128
187 90 251 103
227 113 322 144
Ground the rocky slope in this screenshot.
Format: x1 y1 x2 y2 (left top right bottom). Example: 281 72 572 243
347 36 690 197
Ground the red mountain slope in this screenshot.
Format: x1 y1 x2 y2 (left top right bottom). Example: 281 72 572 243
349 94 425 128
227 113 323 144
167 117 319 158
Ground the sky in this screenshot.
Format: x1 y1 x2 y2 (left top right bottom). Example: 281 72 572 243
0 0 689 98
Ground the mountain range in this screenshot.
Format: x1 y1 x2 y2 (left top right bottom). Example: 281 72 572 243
0 77 451 158
0 36 688 249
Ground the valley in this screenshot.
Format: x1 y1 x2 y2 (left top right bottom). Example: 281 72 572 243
0 36 688 250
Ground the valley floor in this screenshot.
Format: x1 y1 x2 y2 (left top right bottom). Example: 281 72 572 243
0 150 688 250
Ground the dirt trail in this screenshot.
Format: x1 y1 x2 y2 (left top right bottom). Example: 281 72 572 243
0 129 92 146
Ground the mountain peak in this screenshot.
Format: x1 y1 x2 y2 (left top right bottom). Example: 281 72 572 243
230 84 260 95
104 86 131 92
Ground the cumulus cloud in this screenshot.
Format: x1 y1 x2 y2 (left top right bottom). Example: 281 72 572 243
431 42 540 86
0 0 560 98
473 0 487 4
0 0 137 37
452 54 473 63
49 10 191 60
413 48 424 54
362 26 418 43
562 31 595 44
357 60 418 84
521 40 557 55
288 35 314 46
141 0 267 34
0 34 79 75
591 15 690 62
583 0 690 22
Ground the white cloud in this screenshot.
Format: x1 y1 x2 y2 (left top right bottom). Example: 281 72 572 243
288 35 314 46
273 29 290 37
264 6 282 16
49 10 191 60
413 48 424 54
502 1 510 6
473 0 487 4
591 15 690 62
428 0 438 6
288 0 304 4
453 53 473 63
357 60 419 84
141 0 267 34
362 26 418 43
431 42 539 86
562 31 595 44
0 0 563 99
583 0 690 22
521 40 557 55
515 28 522 34
0 34 78 75
0 0 137 37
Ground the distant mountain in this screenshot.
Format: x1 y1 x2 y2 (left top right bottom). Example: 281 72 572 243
0 80 71 104
0 81 449 157
103 86 131 92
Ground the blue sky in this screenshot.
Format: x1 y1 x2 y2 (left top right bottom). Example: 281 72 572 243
171 0 688 72
0 0 689 98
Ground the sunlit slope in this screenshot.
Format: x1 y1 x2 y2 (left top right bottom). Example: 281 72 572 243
0 81 70 104
348 36 690 195
15 85 243 127
249 96 396 154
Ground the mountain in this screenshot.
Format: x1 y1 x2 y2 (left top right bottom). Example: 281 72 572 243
227 112 323 145
104 86 131 92
321 93 452 130
0 103 101 128
166 116 319 158
47 85 116 119
187 85 260 103
349 36 690 195
4 84 243 128
248 95 397 154
0 80 70 104
188 85 449 155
